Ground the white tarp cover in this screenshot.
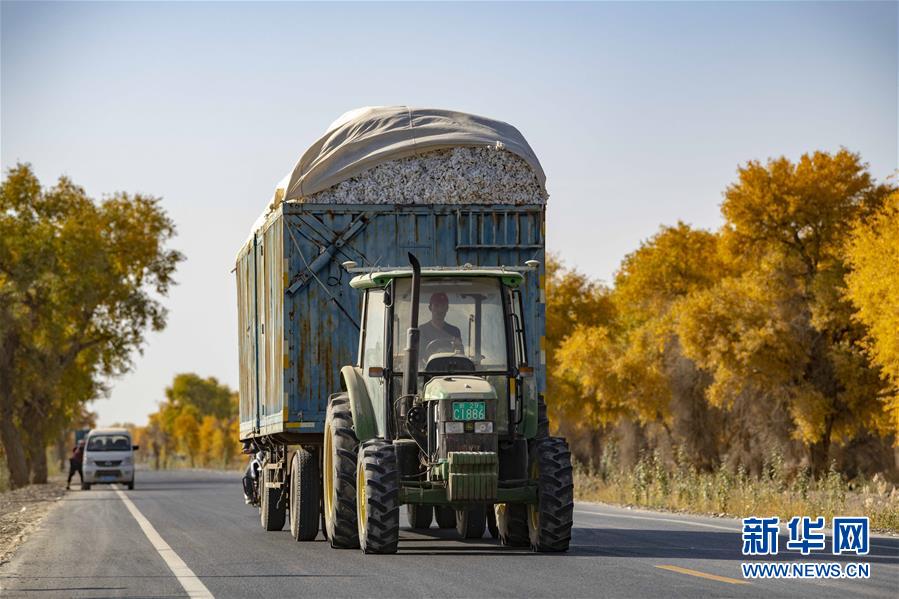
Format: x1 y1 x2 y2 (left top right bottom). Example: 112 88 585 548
279 106 547 203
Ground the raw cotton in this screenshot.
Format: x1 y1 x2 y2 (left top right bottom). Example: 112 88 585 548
302 146 547 205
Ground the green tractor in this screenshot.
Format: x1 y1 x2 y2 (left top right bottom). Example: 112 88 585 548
322 255 574 554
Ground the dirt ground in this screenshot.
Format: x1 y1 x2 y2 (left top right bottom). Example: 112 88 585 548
0 477 67 565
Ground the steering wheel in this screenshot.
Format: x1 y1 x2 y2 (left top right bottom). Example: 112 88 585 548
425 337 461 356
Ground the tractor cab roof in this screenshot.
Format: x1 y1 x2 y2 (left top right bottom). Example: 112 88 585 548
349 266 526 290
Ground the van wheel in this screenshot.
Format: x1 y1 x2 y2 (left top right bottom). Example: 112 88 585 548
82 483 91 491
289 448 320 541
127 480 134 490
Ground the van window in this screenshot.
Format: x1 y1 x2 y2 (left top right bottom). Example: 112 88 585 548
87 435 131 452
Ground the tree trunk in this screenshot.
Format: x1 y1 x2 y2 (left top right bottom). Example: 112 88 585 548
0 414 30 489
0 330 30 488
26 432 48 484
809 415 835 478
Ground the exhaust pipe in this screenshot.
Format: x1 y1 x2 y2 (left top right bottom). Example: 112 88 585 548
400 253 421 420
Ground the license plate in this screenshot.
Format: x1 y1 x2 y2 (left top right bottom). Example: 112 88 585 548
452 402 485 421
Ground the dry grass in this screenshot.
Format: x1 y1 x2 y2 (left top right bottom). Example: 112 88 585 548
575 450 899 533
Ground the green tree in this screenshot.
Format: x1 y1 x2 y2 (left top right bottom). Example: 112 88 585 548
0 164 182 487
165 373 233 419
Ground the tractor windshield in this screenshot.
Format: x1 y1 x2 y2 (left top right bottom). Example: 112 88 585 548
393 277 508 373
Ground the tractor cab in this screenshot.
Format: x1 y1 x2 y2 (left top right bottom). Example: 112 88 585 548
350 263 533 444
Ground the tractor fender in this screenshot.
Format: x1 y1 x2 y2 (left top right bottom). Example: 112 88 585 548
339 365 378 442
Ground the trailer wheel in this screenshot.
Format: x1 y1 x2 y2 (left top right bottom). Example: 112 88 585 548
289 448 320 541
495 503 529 546
356 439 400 554
406 504 433 530
323 394 360 549
455 506 486 539
487 506 499 539
435 506 455 529
260 467 287 531
527 437 574 552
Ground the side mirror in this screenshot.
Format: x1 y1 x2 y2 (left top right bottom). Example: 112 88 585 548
132 445 140 451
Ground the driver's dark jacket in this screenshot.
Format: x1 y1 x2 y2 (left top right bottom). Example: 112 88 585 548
419 320 462 357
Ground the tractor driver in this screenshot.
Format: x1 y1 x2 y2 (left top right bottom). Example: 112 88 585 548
419 292 463 360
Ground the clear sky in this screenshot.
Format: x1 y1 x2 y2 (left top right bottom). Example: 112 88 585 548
2 1 896 426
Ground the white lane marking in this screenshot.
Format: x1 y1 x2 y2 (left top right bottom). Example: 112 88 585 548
575 508 739 532
576 507 898 550
114 488 214 598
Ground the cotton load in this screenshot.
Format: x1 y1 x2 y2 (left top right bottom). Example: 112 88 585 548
303 145 547 206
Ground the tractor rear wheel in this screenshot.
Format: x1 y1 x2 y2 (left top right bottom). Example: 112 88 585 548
496 503 529 546
455 506 486 539
260 467 286 531
289 447 320 541
406 504 433 530
435 506 455 529
356 439 400 554
527 437 574 552
323 394 360 549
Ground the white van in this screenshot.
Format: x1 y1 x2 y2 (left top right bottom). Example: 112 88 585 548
82 428 138 490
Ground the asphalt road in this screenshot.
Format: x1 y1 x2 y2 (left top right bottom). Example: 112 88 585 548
1 469 896 598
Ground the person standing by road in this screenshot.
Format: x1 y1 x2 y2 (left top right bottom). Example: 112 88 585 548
66 439 85 490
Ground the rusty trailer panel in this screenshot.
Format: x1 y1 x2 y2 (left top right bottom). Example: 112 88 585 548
236 203 546 441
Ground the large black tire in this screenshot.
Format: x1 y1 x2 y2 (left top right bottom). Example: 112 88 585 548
127 480 134 491
536 394 550 440
260 466 287 531
487 506 499 539
528 437 574 552
82 483 91 491
323 394 360 549
406 504 433 530
455 506 486 539
435 506 455 529
496 503 529 546
356 439 400 554
290 448 320 541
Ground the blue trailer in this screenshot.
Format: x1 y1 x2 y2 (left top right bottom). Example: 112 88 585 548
235 107 572 553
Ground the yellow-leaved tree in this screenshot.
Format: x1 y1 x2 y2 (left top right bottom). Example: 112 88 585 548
677 150 895 474
845 190 899 437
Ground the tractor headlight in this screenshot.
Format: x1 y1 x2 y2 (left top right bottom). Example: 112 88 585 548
474 421 493 434
443 421 464 434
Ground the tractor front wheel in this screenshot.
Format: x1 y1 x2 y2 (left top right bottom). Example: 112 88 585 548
356 439 400 554
527 437 574 552
323 394 360 549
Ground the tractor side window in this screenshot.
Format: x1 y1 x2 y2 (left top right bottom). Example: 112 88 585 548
511 289 527 366
361 290 386 370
